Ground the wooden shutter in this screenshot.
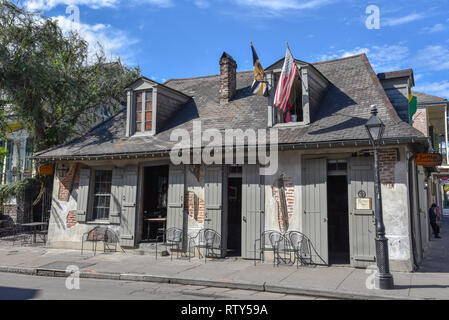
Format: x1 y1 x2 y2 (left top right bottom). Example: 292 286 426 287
76 168 91 223
109 168 124 225
242 164 264 259
348 158 376 267
167 165 185 230
417 166 429 250
204 166 223 236
302 158 328 265
119 166 138 247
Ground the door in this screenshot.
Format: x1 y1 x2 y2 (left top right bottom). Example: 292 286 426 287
348 158 376 267
119 166 138 247
204 166 223 236
167 165 185 231
241 164 264 259
303 158 328 265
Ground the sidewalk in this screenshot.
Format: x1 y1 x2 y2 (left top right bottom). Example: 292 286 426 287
1 219 448 300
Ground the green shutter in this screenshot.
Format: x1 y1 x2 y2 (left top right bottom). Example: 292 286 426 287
302 158 328 265
167 165 185 231
204 166 223 235
348 158 376 267
109 168 124 225
76 168 91 223
119 166 138 247
241 164 264 259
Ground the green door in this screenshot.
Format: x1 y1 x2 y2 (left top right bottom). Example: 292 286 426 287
241 164 264 259
302 158 328 265
348 158 376 267
119 166 138 248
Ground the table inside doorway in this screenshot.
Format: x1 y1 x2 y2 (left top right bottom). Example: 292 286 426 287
145 218 167 241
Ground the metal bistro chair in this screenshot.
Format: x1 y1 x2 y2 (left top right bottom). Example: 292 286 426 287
156 227 183 261
81 226 120 255
191 229 222 263
269 232 293 267
253 230 282 266
288 231 313 268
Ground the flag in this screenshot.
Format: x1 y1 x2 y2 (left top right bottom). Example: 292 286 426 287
273 46 298 112
409 94 418 122
251 43 268 96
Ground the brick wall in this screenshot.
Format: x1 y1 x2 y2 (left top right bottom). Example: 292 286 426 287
379 149 398 189
219 53 237 103
272 174 295 233
66 210 77 228
412 107 428 136
184 191 205 223
58 164 78 202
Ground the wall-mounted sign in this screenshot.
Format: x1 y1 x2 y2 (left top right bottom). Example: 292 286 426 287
38 165 54 176
356 198 372 210
415 153 443 167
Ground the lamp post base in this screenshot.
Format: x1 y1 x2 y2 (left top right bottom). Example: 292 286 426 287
375 274 394 290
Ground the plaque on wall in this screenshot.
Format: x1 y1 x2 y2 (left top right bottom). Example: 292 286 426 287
355 198 372 210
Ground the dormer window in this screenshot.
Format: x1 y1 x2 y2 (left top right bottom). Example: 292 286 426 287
135 90 153 133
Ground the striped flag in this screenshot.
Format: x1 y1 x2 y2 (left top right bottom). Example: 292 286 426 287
251 42 268 97
273 46 298 112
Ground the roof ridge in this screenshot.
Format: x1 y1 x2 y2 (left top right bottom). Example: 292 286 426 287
164 70 252 85
312 53 366 65
412 91 448 101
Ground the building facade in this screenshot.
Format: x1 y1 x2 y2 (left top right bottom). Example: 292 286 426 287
34 52 432 272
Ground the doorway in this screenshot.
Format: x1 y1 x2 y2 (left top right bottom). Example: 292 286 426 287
142 165 169 242
327 175 350 264
227 177 242 256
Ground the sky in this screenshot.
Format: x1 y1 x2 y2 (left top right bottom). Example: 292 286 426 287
22 0 449 98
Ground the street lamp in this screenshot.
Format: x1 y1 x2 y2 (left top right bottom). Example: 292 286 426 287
365 105 394 290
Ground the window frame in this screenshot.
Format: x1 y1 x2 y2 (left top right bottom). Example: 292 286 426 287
88 168 113 223
133 89 155 135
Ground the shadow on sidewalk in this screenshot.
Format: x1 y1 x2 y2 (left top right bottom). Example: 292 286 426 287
0 287 39 300
416 216 449 273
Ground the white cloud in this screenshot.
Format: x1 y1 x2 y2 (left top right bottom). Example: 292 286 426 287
383 13 424 27
233 0 335 11
24 0 173 11
414 45 449 71
415 81 449 99
193 0 210 9
51 15 138 64
421 23 446 33
316 45 410 72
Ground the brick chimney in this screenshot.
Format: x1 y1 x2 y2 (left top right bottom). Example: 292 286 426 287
219 52 237 104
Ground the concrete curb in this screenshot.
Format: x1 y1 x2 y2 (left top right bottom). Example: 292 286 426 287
0 265 426 300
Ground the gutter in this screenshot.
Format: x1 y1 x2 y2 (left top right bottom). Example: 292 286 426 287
30 136 430 162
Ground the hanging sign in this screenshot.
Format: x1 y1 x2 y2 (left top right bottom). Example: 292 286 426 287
38 165 54 175
415 153 442 167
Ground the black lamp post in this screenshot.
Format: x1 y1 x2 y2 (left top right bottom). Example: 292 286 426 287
365 105 394 290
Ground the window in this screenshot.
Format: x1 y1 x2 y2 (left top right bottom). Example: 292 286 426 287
273 72 303 124
135 90 153 133
92 170 112 220
328 160 347 172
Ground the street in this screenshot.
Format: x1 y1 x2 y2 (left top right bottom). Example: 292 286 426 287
0 273 324 300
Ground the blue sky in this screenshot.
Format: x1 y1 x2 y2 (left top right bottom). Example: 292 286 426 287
24 0 449 98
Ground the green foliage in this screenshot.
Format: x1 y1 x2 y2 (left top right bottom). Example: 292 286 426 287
0 1 140 151
0 177 42 205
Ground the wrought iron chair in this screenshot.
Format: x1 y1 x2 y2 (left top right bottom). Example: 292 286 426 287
287 231 313 268
253 230 282 266
269 232 293 267
190 229 222 263
155 227 183 260
81 226 120 255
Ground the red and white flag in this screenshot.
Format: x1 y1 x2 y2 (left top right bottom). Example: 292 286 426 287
273 46 298 112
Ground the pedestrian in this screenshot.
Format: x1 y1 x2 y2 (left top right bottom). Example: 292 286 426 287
429 204 441 239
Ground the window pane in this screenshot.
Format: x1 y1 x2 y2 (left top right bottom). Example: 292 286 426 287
145 111 152 121
93 170 112 220
136 92 142 102
145 90 152 102
145 121 152 131
136 112 142 121
136 122 141 132
145 101 152 111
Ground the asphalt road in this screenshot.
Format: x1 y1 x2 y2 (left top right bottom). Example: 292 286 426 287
0 272 323 300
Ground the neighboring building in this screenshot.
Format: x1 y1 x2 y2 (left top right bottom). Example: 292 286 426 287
34 52 432 272
0 121 35 224
410 91 449 216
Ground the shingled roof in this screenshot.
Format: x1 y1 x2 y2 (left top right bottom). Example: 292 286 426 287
34 54 427 160
413 91 448 105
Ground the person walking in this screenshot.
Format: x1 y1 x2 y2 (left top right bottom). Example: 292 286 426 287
429 204 441 239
